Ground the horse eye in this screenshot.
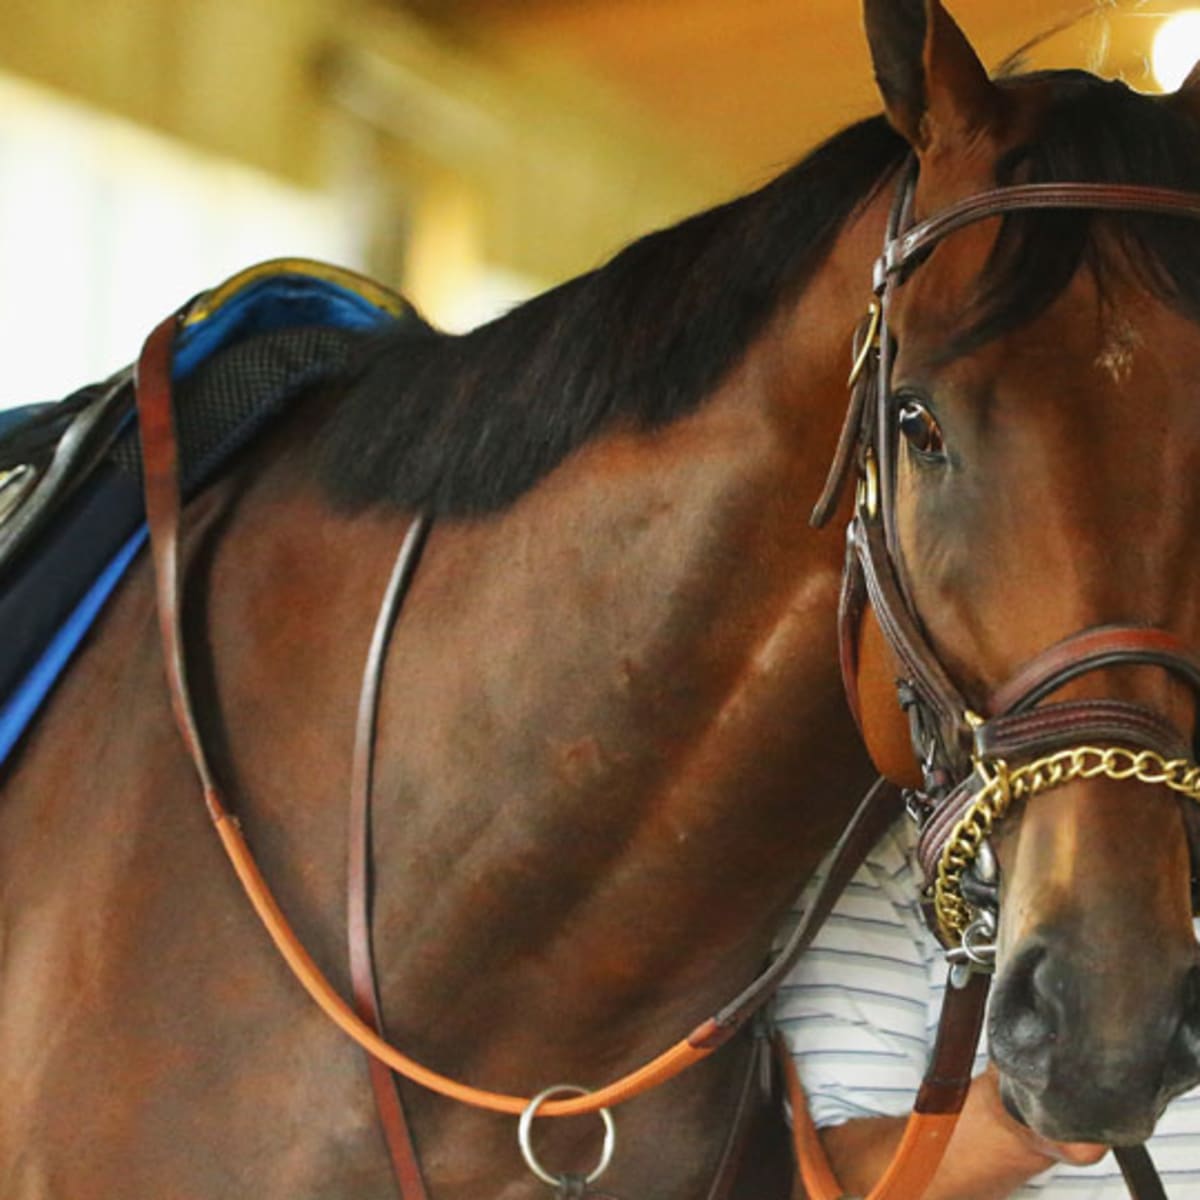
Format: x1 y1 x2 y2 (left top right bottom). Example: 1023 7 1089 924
897 400 945 458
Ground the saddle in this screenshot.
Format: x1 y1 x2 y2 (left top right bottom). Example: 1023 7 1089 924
0 258 418 772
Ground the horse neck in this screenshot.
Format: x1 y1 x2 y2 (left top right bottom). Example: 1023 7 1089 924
353 204 889 1052
192 198 886 1189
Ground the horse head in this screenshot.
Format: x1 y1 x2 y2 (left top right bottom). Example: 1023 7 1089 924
859 0 1200 1146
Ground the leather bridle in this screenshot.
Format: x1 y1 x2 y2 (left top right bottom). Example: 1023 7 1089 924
816 167 1200 951
804 162 1200 1198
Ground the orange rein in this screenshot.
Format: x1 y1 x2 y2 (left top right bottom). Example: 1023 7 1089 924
134 309 722 1121
213 808 717 1116
779 1034 962 1200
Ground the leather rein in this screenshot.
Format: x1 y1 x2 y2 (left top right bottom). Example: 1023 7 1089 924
130 171 1200 1200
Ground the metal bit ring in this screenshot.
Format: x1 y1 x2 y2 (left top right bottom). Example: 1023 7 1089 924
518 1085 616 1189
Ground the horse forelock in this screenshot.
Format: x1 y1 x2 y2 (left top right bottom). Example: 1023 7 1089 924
319 116 908 518
944 70 1200 360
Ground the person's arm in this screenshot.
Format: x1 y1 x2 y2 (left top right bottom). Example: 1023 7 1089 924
816 1065 1107 1200
776 821 1105 1200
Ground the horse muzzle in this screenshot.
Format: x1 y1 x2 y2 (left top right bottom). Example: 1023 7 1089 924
989 940 1200 1143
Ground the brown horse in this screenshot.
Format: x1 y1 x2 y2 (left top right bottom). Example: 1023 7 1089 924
5 1 1200 1195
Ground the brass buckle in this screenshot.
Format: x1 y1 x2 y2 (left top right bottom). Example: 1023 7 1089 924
846 300 882 389
856 449 879 519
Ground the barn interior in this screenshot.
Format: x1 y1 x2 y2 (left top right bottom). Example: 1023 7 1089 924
1 0 1196 404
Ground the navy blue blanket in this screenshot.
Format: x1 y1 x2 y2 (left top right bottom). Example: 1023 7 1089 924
0 260 407 771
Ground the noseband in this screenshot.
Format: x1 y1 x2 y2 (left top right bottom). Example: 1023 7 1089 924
816 164 1200 956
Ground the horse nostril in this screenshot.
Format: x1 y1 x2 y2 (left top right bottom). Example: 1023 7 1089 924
1164 965 1200 1096
989 942 1062 1078
1176 966 1200 1048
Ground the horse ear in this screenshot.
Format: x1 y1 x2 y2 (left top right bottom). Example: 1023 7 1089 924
1168 59 1200 124
863 0 1001 151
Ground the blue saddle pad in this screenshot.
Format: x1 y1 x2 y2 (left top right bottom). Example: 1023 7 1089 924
0 259 412 771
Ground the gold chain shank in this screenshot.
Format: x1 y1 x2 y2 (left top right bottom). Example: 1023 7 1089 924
934 745 1200 943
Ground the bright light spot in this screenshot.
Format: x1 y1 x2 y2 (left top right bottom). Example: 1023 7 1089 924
1152 10 1200 92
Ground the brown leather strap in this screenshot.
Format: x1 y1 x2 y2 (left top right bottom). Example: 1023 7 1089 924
701 1031 771 1200
914 774 987 889
693 778 904 1049
989 625 1200 716
836 529 869 736
914 974 989 1115
972 700 1191 764
853 516 970 766
877 182 1200 288
811 307 879 530
1114 1144 1169 1200
349 516 433 1199
136 312 233 828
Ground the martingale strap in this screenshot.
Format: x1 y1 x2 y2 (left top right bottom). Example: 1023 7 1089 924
348 515 433 1197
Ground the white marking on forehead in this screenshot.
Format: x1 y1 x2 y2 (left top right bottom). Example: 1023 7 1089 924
1094 315 1142 385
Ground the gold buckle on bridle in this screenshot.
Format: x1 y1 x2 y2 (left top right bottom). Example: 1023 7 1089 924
846 299 882 390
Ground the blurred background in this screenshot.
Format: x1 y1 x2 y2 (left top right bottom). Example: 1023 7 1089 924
2 0 1199 407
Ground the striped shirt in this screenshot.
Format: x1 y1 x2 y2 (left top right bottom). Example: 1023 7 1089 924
776 820 1200 1197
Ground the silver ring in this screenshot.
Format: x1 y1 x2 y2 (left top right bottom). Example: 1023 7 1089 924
961 916 998 967
517 1085 616 1188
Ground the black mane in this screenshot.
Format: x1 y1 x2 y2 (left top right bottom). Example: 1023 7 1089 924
956 71 1200 356
321 116 907 515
